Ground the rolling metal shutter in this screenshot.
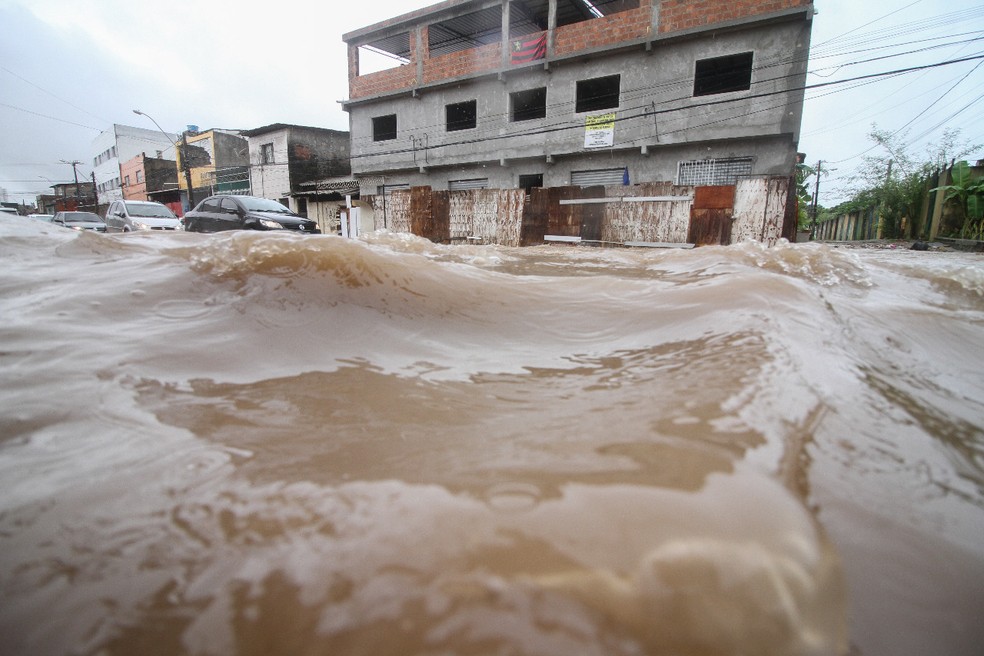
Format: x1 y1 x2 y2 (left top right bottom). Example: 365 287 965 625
571 168 625 186
448 178 489 191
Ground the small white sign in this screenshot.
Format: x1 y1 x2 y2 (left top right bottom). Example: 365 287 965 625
584 113 615 148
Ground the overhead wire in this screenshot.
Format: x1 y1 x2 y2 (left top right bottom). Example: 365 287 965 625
348 53 984 161
347 12 984 153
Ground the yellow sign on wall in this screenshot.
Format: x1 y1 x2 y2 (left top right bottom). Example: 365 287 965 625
584 113 615 149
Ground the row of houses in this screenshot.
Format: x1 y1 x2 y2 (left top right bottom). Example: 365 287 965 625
45 0 816 245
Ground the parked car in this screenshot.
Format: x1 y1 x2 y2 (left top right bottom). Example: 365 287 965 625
0 207 19 217
52 211 108 232
105 200 181 232
182 195 320 234
28 213 55 222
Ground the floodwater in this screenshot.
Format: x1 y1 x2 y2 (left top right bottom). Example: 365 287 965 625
1 218 982 656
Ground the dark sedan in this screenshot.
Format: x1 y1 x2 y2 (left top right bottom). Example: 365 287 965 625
182 195 320 234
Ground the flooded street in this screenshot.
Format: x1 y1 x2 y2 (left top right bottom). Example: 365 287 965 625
1 219 982 655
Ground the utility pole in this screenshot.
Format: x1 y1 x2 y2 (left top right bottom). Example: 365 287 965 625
810 160 821 240
91 171 99 213
181 132 195 210
61 159 82 210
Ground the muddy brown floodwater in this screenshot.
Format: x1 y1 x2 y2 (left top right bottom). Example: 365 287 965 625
1 219 982 655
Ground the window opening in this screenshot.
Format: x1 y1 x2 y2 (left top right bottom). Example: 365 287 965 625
693 52 754 96
519 173 543 193
260 143 274 165
511 88 547 121
429 7 503 57
446 100 477 132
509 1 639 30
575 75 620 113
373 115 398 141
357 33 411 75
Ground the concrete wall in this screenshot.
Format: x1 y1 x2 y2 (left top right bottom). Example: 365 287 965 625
120 154 178 201
179 130 248 193
355 134 794 196
287 126 352 183
248 126 351 208
249 129 292 200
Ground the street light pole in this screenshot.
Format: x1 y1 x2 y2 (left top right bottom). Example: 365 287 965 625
132 109 195 210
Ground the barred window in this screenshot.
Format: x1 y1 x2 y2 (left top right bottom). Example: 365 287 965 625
677 157 753 186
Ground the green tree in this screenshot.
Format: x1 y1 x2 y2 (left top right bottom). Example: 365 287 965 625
932 160 984 239
841 127 979 239
795 161 831 231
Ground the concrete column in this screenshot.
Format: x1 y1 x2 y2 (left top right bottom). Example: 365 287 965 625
415 26 425 84
928 166 951 240
547 0 557 57
501 0 511 68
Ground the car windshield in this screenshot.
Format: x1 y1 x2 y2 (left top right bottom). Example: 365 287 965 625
126 203 175 218
237 197 293 213
63 212 103 223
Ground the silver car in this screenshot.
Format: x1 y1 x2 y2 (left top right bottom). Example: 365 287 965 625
53 211 107 232
105 200 181 232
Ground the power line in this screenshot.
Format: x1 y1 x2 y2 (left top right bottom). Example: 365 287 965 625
0 102 102 131
0 66 112 125
348 53 984 161
828 59 984 164
347 34 984 151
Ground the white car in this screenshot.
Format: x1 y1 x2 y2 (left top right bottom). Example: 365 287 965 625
105 200 181 232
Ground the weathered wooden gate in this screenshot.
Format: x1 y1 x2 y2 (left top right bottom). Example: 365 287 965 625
688 185 735 246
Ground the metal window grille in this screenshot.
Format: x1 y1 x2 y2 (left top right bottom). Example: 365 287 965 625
677 157 753 186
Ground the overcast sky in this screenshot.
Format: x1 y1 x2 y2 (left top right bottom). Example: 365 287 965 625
1 0 982 208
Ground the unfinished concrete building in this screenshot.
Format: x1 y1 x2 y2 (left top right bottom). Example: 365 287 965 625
342 0 814 245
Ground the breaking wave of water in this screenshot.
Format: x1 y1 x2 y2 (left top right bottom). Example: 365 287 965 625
1 219 982 655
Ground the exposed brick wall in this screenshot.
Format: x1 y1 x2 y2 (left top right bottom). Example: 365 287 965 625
350 63 417 100
658 0 811 33
554 4 652 56
347 0 812 99
423 42 501 85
